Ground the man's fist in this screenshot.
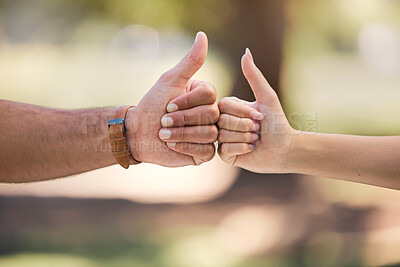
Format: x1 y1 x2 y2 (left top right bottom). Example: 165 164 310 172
126 32 219 167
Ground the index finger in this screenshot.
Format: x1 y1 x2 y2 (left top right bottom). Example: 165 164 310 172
166 82 216 112
218 97 264 120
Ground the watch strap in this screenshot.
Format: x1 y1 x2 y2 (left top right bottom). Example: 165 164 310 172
108 105 140 169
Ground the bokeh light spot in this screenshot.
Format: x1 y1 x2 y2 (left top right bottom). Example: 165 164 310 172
109 24 159 72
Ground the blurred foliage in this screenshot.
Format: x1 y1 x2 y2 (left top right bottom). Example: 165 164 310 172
0 0 232 44
286 0 400 56
282 0 400 135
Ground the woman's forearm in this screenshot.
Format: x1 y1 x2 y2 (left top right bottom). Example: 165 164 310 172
288 132 400 189
0 100 117 183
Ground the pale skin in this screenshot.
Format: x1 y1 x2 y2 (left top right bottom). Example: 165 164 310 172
0 32 219 183
217 48 400 190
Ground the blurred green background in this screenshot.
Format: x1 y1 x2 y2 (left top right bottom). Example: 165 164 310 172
1 0 400 266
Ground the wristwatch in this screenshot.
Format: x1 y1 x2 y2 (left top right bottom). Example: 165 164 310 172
108 105 141 169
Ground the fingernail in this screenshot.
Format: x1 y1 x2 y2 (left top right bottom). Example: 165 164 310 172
161 116 174 127
167 142 176 148
250 111 264 120
249 144 256 150
253 123 261 131
166 103 178 113
159 129 171 140
193 32 200 46
246 48 254 62
252 133 259 141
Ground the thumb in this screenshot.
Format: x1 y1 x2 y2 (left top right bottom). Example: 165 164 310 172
241 48 276 104
160 31 208 87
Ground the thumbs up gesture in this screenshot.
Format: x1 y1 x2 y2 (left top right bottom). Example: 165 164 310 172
217 49 297 173
125 32 219 167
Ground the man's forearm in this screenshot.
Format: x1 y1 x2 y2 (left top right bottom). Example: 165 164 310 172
0 100 117 183
288 132 400 190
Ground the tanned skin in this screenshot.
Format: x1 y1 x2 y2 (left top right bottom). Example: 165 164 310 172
0 32 219 183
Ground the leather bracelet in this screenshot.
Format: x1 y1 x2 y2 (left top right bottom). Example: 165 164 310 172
108 105 141 169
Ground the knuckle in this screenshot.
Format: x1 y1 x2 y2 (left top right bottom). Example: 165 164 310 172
245 119 254 130
182 113 191 125
220 113 229 121
220 143 226 153
202 84 217 103
245 132 253 142
221 143 229 154
207 82 217 93
178 71 191 82
208 105 220 123
241 143 250 151
218 129 226 142
207 125 219 142
217 146 225 158
184 95 191 109
205 145 216 161
217 100 224 110
218 97 230 110
229 96 240 102
217 115 226 128
178 128 187 140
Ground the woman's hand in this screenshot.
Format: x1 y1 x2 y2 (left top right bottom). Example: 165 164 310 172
218 49 297 173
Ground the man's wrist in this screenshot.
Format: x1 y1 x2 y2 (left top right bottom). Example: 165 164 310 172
125 107 141 162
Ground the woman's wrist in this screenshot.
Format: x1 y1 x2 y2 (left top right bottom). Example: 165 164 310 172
284 130 315 175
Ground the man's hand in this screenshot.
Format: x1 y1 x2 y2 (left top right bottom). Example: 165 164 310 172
217 48 297 173
126 32 219 166
0 32 218 183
